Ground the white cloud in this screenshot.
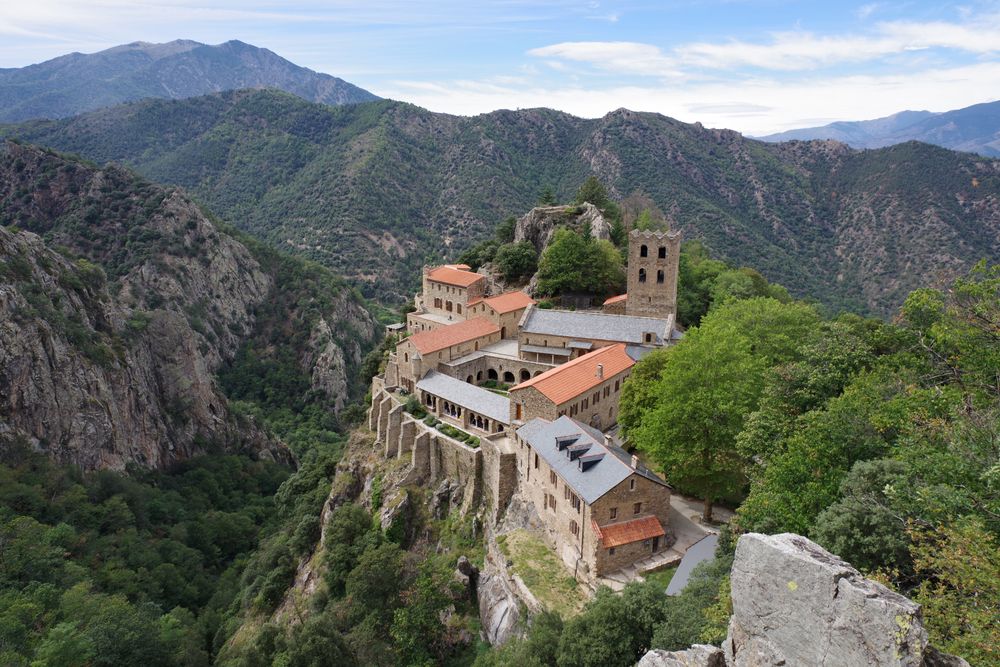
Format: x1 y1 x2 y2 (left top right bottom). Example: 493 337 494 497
378 61 1000 135
531 13 1000 74
528 41 683 78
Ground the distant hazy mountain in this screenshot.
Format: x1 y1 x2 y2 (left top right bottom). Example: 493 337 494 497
0 39 378 122
760 101 1000 157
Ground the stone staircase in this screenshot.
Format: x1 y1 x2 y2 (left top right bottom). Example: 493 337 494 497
593 548 683 592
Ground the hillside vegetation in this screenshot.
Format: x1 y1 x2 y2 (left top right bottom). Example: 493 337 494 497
0 141 380 468
4 90 1000 314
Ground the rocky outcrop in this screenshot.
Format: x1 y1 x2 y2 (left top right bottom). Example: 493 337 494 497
0 224 284 469
513 203 612 254
0 142 378 469
638 645 725 667
304 306 379 412
639 533 969 667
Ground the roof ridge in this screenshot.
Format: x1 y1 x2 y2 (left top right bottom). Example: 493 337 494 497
511 343 631 391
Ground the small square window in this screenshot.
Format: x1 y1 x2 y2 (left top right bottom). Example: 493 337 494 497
633 502 642 515
610 507 618 520
609 547 616 555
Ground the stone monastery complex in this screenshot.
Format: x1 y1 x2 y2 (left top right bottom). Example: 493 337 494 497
370 230 684 584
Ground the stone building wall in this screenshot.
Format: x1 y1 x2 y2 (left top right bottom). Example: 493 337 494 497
464 303 530 339
625 229 681 319
590 474 672 575
395 329 502 388
513 431 594 577
602 299 627 315
481 434 518 520
509 366 633 429
442 354 553 387
369 386 484 512
422 275 487 319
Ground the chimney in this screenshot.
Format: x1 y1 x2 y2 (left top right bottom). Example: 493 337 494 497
631 454 639 469
596 363 604 380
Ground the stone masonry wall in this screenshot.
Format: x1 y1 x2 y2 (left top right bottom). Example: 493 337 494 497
626 229 681 320
590 474 672 576
370 387 484 513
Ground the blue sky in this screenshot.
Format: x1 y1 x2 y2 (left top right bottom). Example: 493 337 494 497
2 1 1000 134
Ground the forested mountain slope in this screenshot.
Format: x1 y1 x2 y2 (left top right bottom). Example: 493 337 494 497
0 40 377 123
0 141 379 470
6 90 1000 315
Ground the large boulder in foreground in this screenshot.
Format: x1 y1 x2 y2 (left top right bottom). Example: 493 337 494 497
723 533 968 667
638 533 969 667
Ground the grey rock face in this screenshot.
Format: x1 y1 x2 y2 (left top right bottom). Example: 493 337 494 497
723 533 969 667
477 554 522 646
0 142 378 470
513 202 612 254
638 645 726 667
637 533 970 667
0 224 284 470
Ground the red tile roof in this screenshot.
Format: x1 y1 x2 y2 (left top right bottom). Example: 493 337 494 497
510 343 635 405
471 290 536 314
592 515 665 548
603 293 628 305
407 317 499 354
427 266 485 288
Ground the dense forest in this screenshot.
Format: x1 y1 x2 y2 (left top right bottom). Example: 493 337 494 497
619 262 1000 665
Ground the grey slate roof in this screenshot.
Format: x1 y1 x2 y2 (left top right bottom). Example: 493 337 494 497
516 416 667 504
666 534 719 595
521 308 672 346
416 370 511 424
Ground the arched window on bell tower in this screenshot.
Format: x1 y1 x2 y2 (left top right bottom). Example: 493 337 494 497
640 244 648 258
638 268 647 283
657 270 665 284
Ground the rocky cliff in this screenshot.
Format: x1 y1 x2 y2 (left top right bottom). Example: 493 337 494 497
639 533 969 667
512 202 612 254
0 141 379 469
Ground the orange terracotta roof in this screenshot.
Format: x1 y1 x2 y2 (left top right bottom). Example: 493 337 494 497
510 344 635 405
603 293 628 305
427 266 485 288
444 263 471 271
476 291 536 314
407 317 499 354
591 515 665 548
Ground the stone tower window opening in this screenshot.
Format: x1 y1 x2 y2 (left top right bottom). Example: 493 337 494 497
640 244 648 257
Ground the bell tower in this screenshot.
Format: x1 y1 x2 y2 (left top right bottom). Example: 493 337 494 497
625 229 681 319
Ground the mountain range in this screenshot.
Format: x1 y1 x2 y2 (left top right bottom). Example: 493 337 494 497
0 39 378 122
4 89 1000 316
760 100 1000 157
